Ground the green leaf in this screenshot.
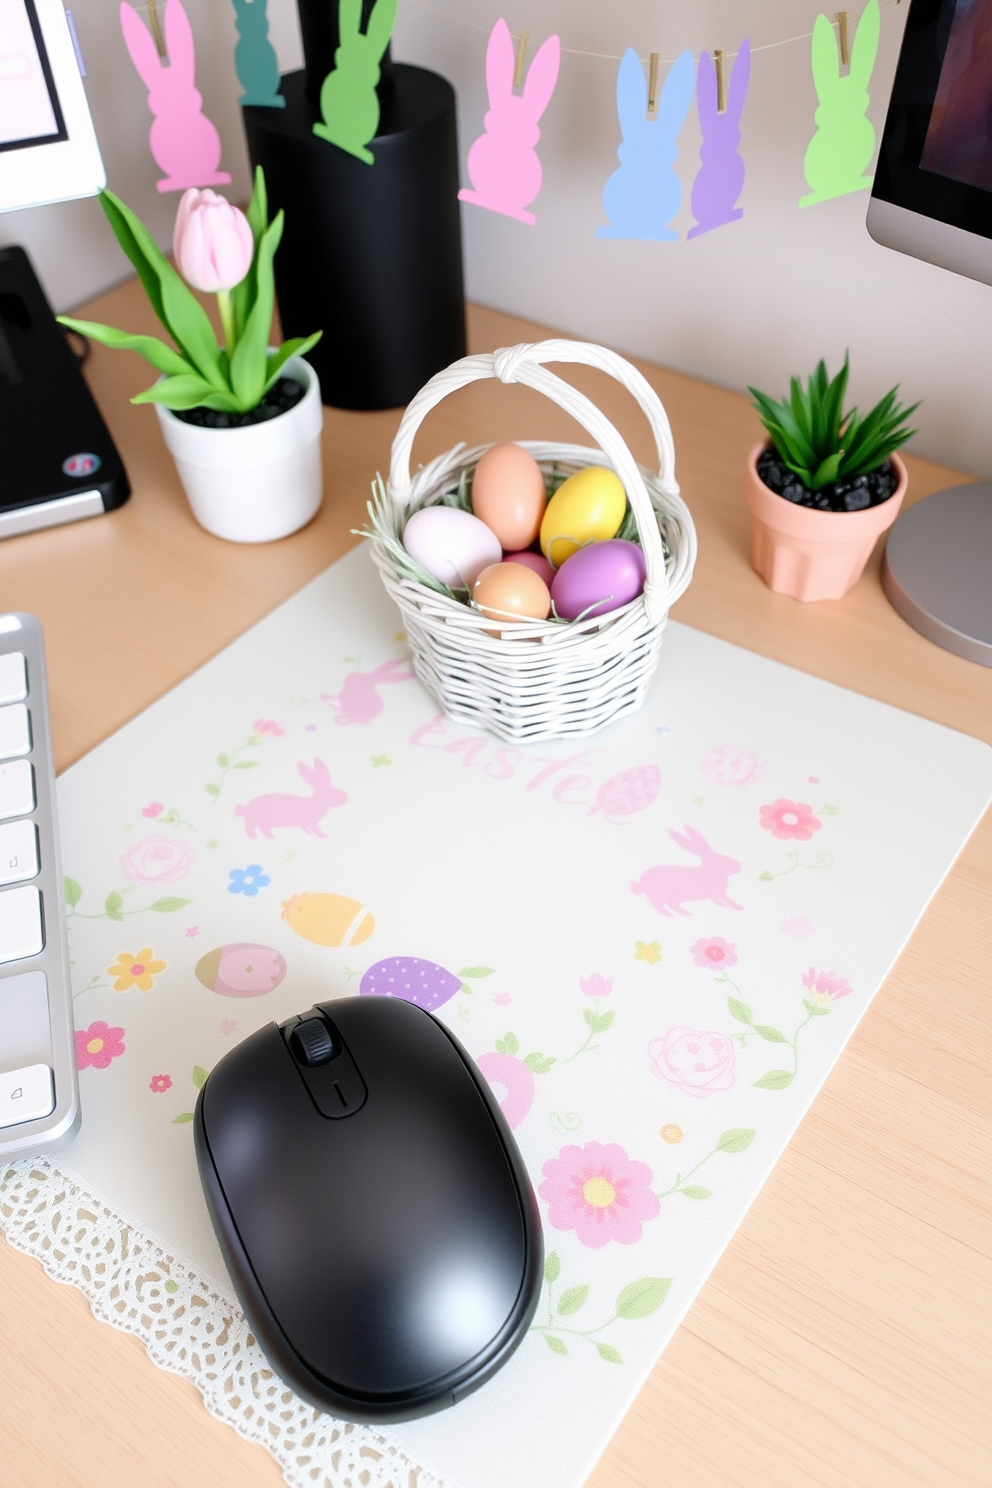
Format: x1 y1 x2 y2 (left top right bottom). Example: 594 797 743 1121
679 1185 711 1200
105 891 124 920
64 877 83 907
495 1032 519 1057
230 211 284 411
758 870 773 881
173 1112 194 1124
716 1128 756 1154
459 982 472 996
98 189 169 329
582 1005 600 1030
217 753 229 767
753 1069 794 1090
616 1277 671 1319
523 1053 556 1074
56 317 191 377
544 1334 568 1355
262 334 322 395
234 760 259 769
544 1251 560 1284
132 374 222 411
557 1285 589 1316
754 1024 787 1043
457 967 495 979
205 783 220 796
192 1065 209 1088
727 997 753 1025
596 1342 623 1364
149 897 191 912
593 1010 615 1033
803 998 831 1016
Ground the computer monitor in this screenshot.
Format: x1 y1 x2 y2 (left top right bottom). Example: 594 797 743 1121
867 0 991 283
0 0 105 213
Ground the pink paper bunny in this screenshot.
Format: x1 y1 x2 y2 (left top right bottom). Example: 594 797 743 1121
120 0 231 193
458 18 560 225
322 658 415 726
630 825 744 916
234 760 347 839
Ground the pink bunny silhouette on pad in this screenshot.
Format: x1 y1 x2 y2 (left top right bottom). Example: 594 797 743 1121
120 0 231 192
234 760 347 838
630 825 744 916
322 657 414 726
458 19 560 225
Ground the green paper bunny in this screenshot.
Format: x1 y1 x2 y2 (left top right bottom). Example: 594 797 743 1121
800 0 879 207
313 0 398 164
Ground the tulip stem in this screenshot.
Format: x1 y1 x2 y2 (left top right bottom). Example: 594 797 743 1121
217 289 236 361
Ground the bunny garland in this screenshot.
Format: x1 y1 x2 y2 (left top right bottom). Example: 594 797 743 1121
597 49 695 241
120 0 231 192
458 18 561 225
231 0 284 109
688 40 750 239
800 0 880 206
313 0 398 163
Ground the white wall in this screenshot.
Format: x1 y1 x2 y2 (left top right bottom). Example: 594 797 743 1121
4 0 989 474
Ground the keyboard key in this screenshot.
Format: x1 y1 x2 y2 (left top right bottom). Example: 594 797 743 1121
0 885 43 964
0 653 26 706
0 704 30 761
0 820 38 885
0 1063 54 1129
0 760 34 820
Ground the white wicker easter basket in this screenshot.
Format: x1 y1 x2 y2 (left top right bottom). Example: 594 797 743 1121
367 339 697 743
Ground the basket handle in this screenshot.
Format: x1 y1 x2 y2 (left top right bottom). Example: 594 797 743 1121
387 340 681 621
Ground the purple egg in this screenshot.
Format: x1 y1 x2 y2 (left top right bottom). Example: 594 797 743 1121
551 539 647 621
359 956 461 1011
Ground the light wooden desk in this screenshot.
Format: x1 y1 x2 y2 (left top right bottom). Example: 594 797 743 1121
1 281 990 1488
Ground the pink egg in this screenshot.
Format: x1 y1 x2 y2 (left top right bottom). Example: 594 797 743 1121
551 539 647 621
503 550 555 587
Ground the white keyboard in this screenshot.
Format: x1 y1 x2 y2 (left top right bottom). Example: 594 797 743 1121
0 615 79 1154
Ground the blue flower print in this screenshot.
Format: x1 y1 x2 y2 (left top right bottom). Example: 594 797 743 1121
228 864 271 897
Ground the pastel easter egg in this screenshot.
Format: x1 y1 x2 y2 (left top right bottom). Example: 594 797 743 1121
551 538 646 621
503 549 555 587
403 507 502 590
472 561 551 624
475 1051 535 1130
281 893 375 947
471 443 547 551
540 467 626 568
360 956 461 1011
196 943 287 998
701 746 764 787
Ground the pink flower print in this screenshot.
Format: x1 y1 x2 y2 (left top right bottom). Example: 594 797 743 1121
149 1073 173 1093
185 926 200 938
76 1021 125 1071
579 973 613 998
759 799 822 841
802 967 852 1007
648 1027 737 1098
493 992 512 1007
781 915 815 939
253 718 285 737
219 1019 238 1035
477 1052 535 1129
119 834 195 884
142 801 164 818
689 937 738 970
539 1141 660 1249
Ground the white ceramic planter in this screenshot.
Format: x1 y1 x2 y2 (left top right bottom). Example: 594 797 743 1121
156 356 323 543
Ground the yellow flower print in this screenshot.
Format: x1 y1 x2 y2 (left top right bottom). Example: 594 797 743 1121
106 947 167 993
659 1124 684 1144
634 940 663 965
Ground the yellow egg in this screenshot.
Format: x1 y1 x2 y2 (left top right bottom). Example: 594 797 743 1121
471 443 547 551
281 893 375 947
472 561 552 624
540 467 627 568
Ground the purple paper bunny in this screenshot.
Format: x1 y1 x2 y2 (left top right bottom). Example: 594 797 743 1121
687 41 750 240
458 18 561 225
120 0 231 193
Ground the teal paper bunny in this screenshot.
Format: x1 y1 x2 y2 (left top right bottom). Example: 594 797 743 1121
313 0 398 164
801 0 879 206
232 0 284 108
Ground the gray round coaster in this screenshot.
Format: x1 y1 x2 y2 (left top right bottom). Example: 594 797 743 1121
882 483 992 668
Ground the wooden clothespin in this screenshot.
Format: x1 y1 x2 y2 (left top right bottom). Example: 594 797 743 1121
647 53 659 114
714 49 726 113
146 0 167 59
836 11 850 66
513 30 529 89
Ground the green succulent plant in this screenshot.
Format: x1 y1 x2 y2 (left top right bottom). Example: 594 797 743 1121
749 355 919 491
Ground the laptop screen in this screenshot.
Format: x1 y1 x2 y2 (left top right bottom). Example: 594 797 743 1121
0 0 68 153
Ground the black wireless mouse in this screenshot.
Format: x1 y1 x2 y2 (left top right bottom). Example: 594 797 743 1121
194 995 543 1422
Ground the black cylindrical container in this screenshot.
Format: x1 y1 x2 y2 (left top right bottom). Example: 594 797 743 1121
243 67 466 411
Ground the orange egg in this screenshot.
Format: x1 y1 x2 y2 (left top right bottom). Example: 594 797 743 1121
472 561 552 624
471 443 547 551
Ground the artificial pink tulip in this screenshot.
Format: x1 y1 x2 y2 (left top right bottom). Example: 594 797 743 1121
173 189 254 294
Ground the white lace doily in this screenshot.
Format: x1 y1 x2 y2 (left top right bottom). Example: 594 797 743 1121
0 1157 451 1488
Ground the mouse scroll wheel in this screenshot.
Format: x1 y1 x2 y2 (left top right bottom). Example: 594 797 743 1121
290 1018 335 1066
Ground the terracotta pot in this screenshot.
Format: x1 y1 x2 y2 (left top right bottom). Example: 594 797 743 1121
744 445 907 602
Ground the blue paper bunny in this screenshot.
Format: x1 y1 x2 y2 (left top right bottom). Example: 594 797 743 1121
597 48 695 241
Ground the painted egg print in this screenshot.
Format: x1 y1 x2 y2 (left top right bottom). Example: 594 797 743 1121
701 746 763 787
359 957 461 1011
588 764 661 822
195 943 287 998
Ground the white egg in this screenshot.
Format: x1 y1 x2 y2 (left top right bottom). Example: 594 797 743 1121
403 507 503 589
